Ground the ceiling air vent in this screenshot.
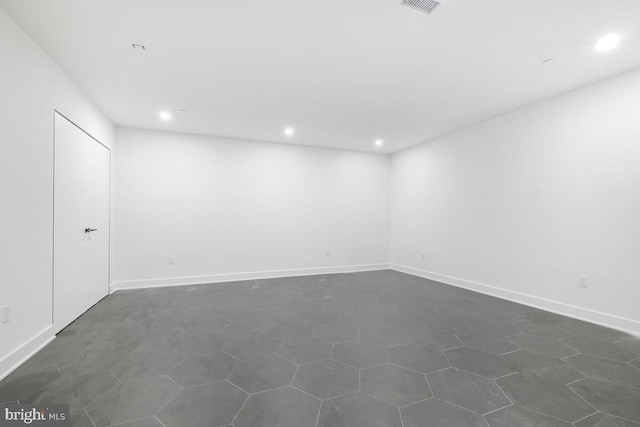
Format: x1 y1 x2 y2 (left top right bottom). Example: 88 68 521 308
401 0 444 14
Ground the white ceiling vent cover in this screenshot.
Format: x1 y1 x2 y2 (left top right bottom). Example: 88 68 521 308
401 0 446 14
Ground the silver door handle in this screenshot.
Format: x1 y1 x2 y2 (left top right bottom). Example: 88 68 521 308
84 228 98 233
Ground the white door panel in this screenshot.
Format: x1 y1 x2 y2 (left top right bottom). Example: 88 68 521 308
54 112 109 333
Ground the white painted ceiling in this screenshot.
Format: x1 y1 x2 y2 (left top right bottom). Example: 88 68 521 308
1 0 640 152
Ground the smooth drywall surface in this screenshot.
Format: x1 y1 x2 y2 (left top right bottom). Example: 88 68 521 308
113 128 390 288
0 6 114 376
391 68 640 333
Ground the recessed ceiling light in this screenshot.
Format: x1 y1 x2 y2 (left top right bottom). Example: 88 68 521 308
595 34 621 52
375 139 385 147
158 111 173 122
284 127 295 137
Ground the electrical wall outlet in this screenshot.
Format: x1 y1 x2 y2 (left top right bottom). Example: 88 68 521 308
421 252 425 260
325 250 331 257
168 256 175 265
2 305 10 324
579 276 589 288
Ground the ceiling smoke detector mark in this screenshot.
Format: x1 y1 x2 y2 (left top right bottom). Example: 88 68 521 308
401 0 445 14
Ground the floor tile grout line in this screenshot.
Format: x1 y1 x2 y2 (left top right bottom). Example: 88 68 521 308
481 402 512 417
230 392 250 426
83 408 97 427
570 410 599 425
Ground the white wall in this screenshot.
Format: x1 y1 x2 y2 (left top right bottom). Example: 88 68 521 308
0 6 114 377
112 128 390 289
391 68 640 334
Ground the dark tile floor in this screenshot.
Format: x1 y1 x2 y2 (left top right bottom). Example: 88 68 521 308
1 270 640 426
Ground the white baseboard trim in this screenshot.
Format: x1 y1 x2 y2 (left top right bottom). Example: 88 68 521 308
110 263 391 293
392 264 640 337
0 325 55 382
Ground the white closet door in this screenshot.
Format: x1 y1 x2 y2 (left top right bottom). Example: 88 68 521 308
54 112 110 333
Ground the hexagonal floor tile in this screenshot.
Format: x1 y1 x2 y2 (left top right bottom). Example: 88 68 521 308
507 334 578 359
400 398 487 427
224 334 282 360
293 360 359 400
381 314 427 330
228 355 296 393
570 378 640 423
562 336 638 362
168 352 239 387
484 405 572 427
501 350 584 385
388 343 449 373
444 347 514 379
222 319 272 337
427 368 510 414
266 321 314 341
360 326 410 347
574 412 640 427
457 331 519 355
513 321 572 340
157 381 247 427
172 331 234 356
0 365 62 403
360 364 431 407
21 370 119 409
111 348 183 381
407 328 462 351
496 373 594 423
565 354 640 389
234 386 320 427
318 392 402 427
332 340 388 369
558 320 632 343
312 324 359 344
277 337 332 364
85 376 181 427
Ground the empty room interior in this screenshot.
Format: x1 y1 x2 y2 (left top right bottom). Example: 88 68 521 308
1 0 640 426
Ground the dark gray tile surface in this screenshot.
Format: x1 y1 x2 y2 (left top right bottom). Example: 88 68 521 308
317 392 402 427
565 354 640 389
157 381 247 427
457 331 519 355
224 333 282 360
360 363 431 406
168 352 238 387
563 336 638 362
228 355 296 393
277 337 332 364
444 347 515 379
575 412 640 427
331 340 388 369
574 412 640 427
427 368 510 414
388 343 450 373
507 334 578 358
401 398 488 427
234 386 321 427
496 373 594 422
312 323 359 344
293 360 359 400
484 405 572 427
85 376 181 427
570 378 640 422
1 270 638 426
501 350 585 384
